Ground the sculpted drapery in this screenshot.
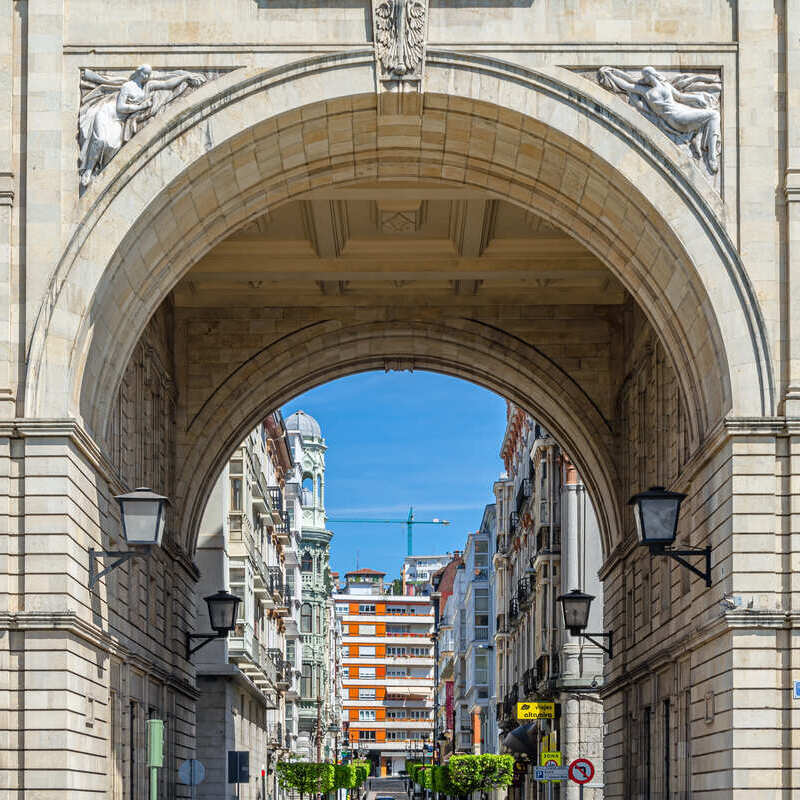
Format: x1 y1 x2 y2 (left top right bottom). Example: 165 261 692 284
78 64 208 189
598 66 722 175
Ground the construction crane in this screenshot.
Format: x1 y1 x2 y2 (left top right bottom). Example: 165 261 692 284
327 506 450 556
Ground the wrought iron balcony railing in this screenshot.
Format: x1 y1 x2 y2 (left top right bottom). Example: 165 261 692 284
268 486 283 513
516 478 532 512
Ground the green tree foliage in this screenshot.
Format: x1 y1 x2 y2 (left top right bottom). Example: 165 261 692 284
447 755 515 799
276 762 336 797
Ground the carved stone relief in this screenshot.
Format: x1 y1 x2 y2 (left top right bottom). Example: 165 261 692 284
78 65 221 190
372 0 428 86
584 66 722 183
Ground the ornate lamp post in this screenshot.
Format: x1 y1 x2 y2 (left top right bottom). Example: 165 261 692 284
88 487 169 589
186 589 241 658
629 486 711 587
556 589 613 658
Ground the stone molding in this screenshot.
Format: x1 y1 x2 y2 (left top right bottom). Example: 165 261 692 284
0 610 201 700
0 417 199 579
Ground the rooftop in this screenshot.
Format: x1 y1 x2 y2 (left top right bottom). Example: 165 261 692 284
345 568 386 576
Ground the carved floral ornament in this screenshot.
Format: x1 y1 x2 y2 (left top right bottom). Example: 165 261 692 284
372 0 428 83
596 66 722 177
77 65 216 190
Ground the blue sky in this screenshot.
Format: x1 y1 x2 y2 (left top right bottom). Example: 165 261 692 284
282 371 507 580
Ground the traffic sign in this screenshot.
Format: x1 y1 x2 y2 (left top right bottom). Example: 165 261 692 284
178 759 206 786
568 758 595 784
517 701 555 720
540 750 562 783
534 766 569 781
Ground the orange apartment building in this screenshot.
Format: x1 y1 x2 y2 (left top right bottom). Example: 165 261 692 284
334 569 435 776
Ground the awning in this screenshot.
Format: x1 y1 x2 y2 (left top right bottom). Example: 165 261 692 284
384 687 430 697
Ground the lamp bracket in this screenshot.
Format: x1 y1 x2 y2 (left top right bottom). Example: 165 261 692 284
655 545 712 588
580 631 613 659
89 547 150 590
186 632 222 659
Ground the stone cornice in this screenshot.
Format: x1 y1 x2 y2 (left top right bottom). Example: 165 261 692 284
599 607 798 697
0 172 13 207
598 414 800 580
0 610 200 700
0 417 200 580
0 417 120 488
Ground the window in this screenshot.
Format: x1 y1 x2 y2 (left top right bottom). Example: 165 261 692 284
359 730 376 741
358 710 376 721
387 606 407 615
301 552 313 572
474 588 489 639
474 539 489 568
475 653 488 684
286 640 296 666
336 604 349 615
387 646 406 656
359 604 376 613
387 667 408 677
301 663 312 697
410 646 428 657
359 646 376 657
358 688 376 699
230 478 242 511
387 624 409 634
300 603 312 633
386 730 407 740
314 605 321 634
359 667 376 679
359 624 376 635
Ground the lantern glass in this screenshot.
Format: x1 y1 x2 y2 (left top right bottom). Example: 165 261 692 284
115 487 169 546
205 589 241 634
629 486 686 548
557 589 594 635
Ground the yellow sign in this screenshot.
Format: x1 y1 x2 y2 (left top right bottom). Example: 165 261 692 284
540 751 562 783
540 751 561 766
516 701 555 720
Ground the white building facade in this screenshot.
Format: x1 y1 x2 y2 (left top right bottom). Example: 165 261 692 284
194 412 301 800
494 406 604 800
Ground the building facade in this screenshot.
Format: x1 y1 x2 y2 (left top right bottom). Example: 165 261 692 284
495 406 604 799
286 411 339 762
6 3 800 797
335 569 435 776
194 412 300 800
403 554 456 595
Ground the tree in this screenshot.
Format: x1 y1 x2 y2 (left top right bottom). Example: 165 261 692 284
276 762 336 800
447 754 515 800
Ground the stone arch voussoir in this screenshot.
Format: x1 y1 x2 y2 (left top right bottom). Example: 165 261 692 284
174 318 619 561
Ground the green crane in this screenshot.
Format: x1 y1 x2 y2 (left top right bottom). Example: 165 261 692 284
327 506 450 556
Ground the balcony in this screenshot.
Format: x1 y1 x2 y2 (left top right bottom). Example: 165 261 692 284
516 479 532 512
268 486 284 524
268 566 284 600
535 526 561 555
275 510 291 542
522 668 536 696
517 577 531 607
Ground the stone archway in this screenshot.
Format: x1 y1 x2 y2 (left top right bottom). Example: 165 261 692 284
17 50 781 800
26 52 771 445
